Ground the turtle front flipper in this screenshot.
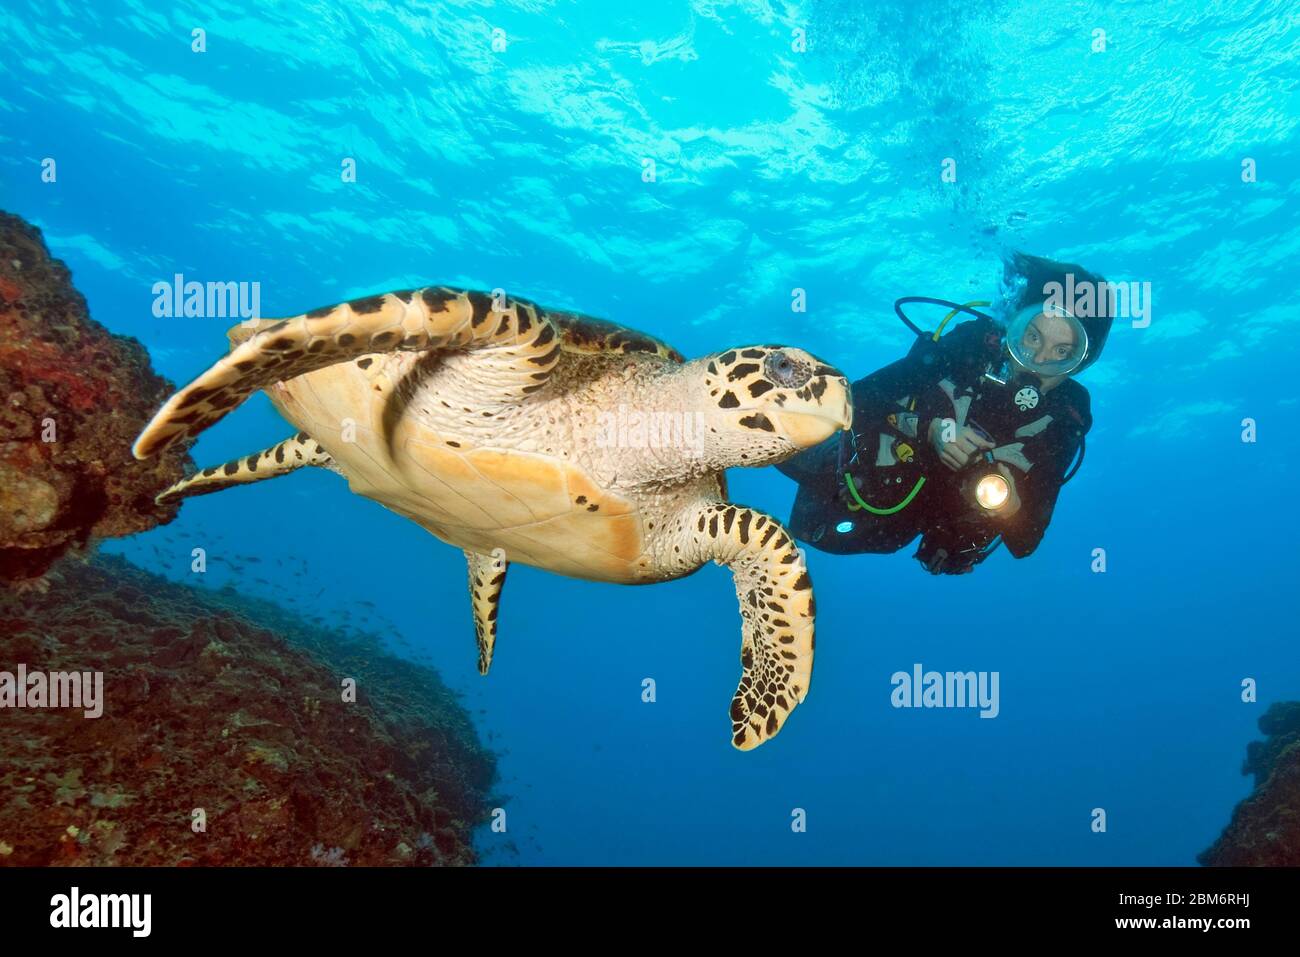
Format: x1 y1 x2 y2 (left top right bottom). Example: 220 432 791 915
688 501 815 751
465 548 509 675
155 432 333 505
132 288 563 459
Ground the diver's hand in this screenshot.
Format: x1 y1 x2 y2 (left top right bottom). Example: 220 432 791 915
929 419 995 471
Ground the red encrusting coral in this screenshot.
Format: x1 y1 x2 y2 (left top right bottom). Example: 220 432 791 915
0 210 191 581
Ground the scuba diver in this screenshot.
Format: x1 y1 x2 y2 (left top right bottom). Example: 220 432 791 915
777 251 1112 575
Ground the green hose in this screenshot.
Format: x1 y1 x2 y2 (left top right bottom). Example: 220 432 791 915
843 473 926 515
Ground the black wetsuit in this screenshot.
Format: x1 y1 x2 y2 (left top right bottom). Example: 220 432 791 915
778 316 1091 573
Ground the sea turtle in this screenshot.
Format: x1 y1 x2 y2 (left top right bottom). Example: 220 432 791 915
133 287 851 749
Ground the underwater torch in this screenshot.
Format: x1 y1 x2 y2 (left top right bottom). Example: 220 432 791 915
962 421 1013 513
971 463 1011 511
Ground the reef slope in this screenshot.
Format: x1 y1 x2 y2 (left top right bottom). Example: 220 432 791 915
0 555 496 866
1199 702 1300 866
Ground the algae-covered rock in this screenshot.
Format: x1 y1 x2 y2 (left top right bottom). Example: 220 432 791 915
1199 702 1300 866
0 210 190 581
0 555 497 866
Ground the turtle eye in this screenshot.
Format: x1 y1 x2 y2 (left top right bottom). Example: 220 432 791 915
764 350 809 388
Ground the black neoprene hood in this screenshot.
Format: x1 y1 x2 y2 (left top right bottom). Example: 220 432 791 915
1004 250 1113 374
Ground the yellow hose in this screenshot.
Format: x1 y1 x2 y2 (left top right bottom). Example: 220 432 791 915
933 300 991 341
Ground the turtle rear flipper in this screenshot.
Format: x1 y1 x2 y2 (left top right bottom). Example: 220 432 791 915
465 549 509 675
155 432 333 505
687 501 815 751
132 287 563 460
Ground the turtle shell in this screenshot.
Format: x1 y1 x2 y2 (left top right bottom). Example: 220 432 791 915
247 307 688 583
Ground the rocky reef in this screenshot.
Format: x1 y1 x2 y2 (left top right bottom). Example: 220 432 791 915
0 210 190 581
1199 702 1300 866
0 554 496 865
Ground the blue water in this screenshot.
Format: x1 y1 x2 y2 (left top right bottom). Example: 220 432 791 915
2 0 1297 865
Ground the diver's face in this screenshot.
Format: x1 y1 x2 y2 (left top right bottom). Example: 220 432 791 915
1019 312 1078 368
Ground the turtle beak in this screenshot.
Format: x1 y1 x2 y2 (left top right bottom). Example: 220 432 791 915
772 376 852 449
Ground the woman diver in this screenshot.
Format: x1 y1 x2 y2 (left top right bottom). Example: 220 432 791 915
777 251 1112 575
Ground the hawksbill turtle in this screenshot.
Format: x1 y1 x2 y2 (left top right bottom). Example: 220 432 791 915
133 287 851 749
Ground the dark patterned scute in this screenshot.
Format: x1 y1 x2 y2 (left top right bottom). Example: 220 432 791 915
349 295 387 314
546 310 684 363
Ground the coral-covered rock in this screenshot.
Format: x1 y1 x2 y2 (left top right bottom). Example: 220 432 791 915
0 555 497 866
0 210 190 581
1199 702 1300 866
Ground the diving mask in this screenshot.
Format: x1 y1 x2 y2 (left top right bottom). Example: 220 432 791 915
1005 303 1089 378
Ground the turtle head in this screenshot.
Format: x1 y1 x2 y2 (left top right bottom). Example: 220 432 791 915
696 346 852 468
